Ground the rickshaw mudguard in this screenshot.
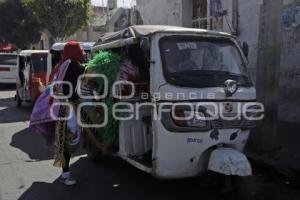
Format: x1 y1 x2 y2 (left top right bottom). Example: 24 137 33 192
208 148 252 176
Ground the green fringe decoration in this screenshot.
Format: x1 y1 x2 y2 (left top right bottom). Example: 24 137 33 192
86 51 121 147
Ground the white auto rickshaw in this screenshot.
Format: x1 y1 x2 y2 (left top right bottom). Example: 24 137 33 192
79 25 260 198
16 50 50 106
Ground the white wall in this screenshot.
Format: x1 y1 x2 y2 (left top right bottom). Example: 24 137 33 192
278 0 300 123
182 0 193 27
237 0 263 82
136 0 183 26
216 0 261 82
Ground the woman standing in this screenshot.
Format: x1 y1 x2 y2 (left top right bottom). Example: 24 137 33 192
30 41 85 186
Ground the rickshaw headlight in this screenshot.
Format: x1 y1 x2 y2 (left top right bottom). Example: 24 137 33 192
185 111 207 128
171 110 207 128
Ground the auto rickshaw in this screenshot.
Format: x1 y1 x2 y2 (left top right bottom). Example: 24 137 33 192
16 50 50 106
48 42 95 70
67 25 261 198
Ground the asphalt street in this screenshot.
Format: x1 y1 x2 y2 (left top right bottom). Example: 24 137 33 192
0 84 299 200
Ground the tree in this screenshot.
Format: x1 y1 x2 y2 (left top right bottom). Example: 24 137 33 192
23 0 93 41
0 0 42 49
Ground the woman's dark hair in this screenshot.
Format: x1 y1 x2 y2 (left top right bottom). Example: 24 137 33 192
50 49 62 68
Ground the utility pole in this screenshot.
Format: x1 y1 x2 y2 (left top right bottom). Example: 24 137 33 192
255 0 283 152
232 0 239 35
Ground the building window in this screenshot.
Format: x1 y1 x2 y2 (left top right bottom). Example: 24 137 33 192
192 0 208 29
192 0 227 32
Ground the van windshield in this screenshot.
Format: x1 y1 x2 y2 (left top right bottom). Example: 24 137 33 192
31 54 48 73
159 36 252 87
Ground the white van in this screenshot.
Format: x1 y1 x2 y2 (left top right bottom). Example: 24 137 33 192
0 53 18 83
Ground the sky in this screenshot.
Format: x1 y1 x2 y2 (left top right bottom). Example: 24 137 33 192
91 0 135 8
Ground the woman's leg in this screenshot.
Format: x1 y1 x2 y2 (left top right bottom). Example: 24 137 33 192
60 152 76 185
62 152 71 172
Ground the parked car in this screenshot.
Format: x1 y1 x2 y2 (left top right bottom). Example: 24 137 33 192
0 53 18 83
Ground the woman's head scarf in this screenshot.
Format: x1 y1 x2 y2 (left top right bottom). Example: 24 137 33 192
61 40 84 64
49 40 84 83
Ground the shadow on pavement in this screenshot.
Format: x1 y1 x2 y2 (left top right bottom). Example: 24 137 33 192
18 157 216 200
10 127 86 161
0 92 32 123
0 97 17 107
10 128 54 161
18 156 300 200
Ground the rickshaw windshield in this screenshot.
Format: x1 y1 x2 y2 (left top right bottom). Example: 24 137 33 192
31 54 48 73
159 36 252 87
0 54 17 66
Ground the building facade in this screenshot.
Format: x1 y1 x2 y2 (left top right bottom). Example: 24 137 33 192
278 0 300 123
136 0 262 81
137 0 300 123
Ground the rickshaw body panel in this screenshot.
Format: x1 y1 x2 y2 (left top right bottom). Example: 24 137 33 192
151 120 251 179
149 32 255 179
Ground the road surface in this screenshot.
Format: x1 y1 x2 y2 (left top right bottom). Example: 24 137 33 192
0 84 299 200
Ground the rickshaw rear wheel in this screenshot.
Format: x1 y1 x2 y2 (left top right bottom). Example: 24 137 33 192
86 134 103 163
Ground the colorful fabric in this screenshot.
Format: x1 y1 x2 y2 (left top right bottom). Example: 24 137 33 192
53 106 68 167
30 60 71 145
85 51 121 146
53 104 81 168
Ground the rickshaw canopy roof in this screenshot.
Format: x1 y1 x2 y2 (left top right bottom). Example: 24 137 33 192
0 53 18 56
93 25 234 52
50 42 95 51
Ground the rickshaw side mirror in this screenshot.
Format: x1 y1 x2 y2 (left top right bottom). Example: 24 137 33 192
140 37 151 61
140 37 150 53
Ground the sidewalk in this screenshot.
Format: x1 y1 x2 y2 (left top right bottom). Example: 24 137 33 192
246 121 300 184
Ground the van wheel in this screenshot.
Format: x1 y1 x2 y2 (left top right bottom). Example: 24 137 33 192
16 93 22 107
